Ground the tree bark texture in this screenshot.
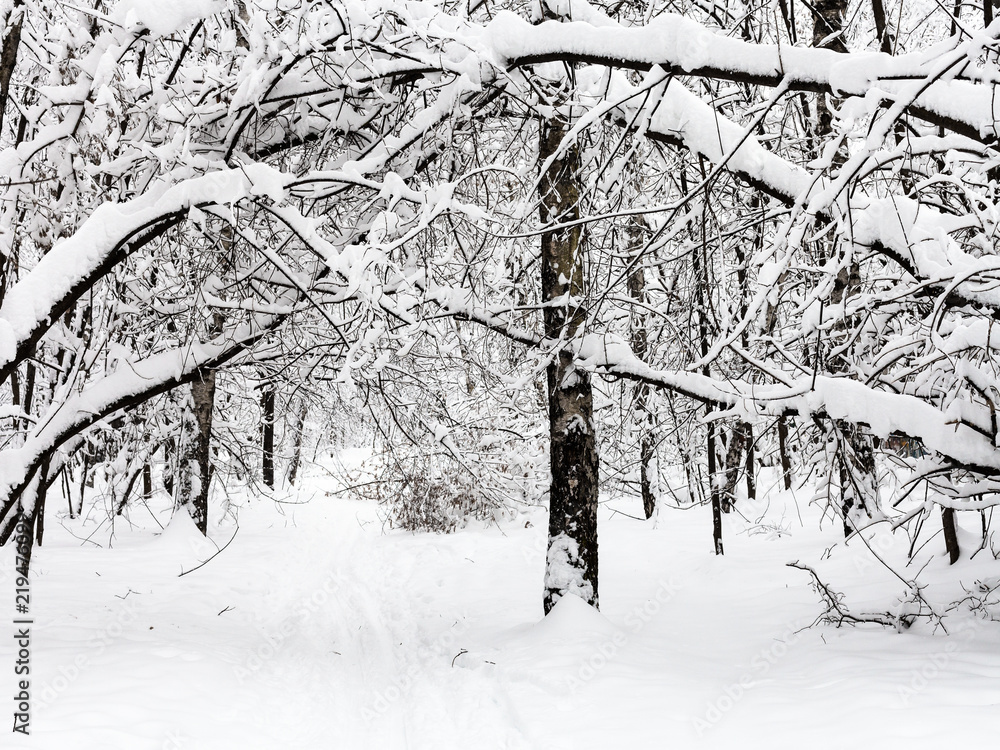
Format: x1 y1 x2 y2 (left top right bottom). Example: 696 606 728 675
627 217 656 519
540 115 599 614
188 369 216 534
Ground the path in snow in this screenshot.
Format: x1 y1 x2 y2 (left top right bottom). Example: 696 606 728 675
3 468 1000 749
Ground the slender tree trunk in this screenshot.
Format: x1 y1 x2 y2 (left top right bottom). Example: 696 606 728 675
707 420 723 555
33 464 47 548
540 113 599 614
811 0 876 537
162 439 174 497
286 398 308 487
734 195 758 503
22 359 35 429
79 452 90 512
173 405 196 524
685 163 724 554
14 455 48 577
627 218 656 519
778 417 793 490
261 384 275 489
63 467 74 519
942 507 960 564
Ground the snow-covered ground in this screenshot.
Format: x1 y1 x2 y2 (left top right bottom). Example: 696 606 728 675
4 456 1000 749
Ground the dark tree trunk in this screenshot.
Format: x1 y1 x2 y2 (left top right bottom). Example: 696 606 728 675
79 452 91 513
942 507 960 564
33 464 47 548
540 114 599 614
871 0 895 53
162 439 174 497
707 420 723 555
686 163 723 554
261 385 275 489
0 1 24 137
811 0 848 137
639 434 655 520
778 416 793 490
115 466 143 516
735 196 757 503
22 359 35 430
63 467 74 519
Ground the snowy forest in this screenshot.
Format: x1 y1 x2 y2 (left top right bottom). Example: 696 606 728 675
2 0 1000 746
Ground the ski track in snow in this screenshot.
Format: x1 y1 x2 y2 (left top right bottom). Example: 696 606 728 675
2 467 1000 749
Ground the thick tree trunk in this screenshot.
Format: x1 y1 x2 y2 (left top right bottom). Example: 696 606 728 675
261 385 276 489
540 115 599 614
810 0 847 161
721 422 748 513
0 1 24 137
871 0 895 53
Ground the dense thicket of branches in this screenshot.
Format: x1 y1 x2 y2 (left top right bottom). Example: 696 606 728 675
0 0 998 611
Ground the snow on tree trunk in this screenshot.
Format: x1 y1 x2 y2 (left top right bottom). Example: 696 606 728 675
188 369 216 535
0 0 24 137
540 113 599 615
286 398 308 487
810 0 876 538
627 216 657 520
